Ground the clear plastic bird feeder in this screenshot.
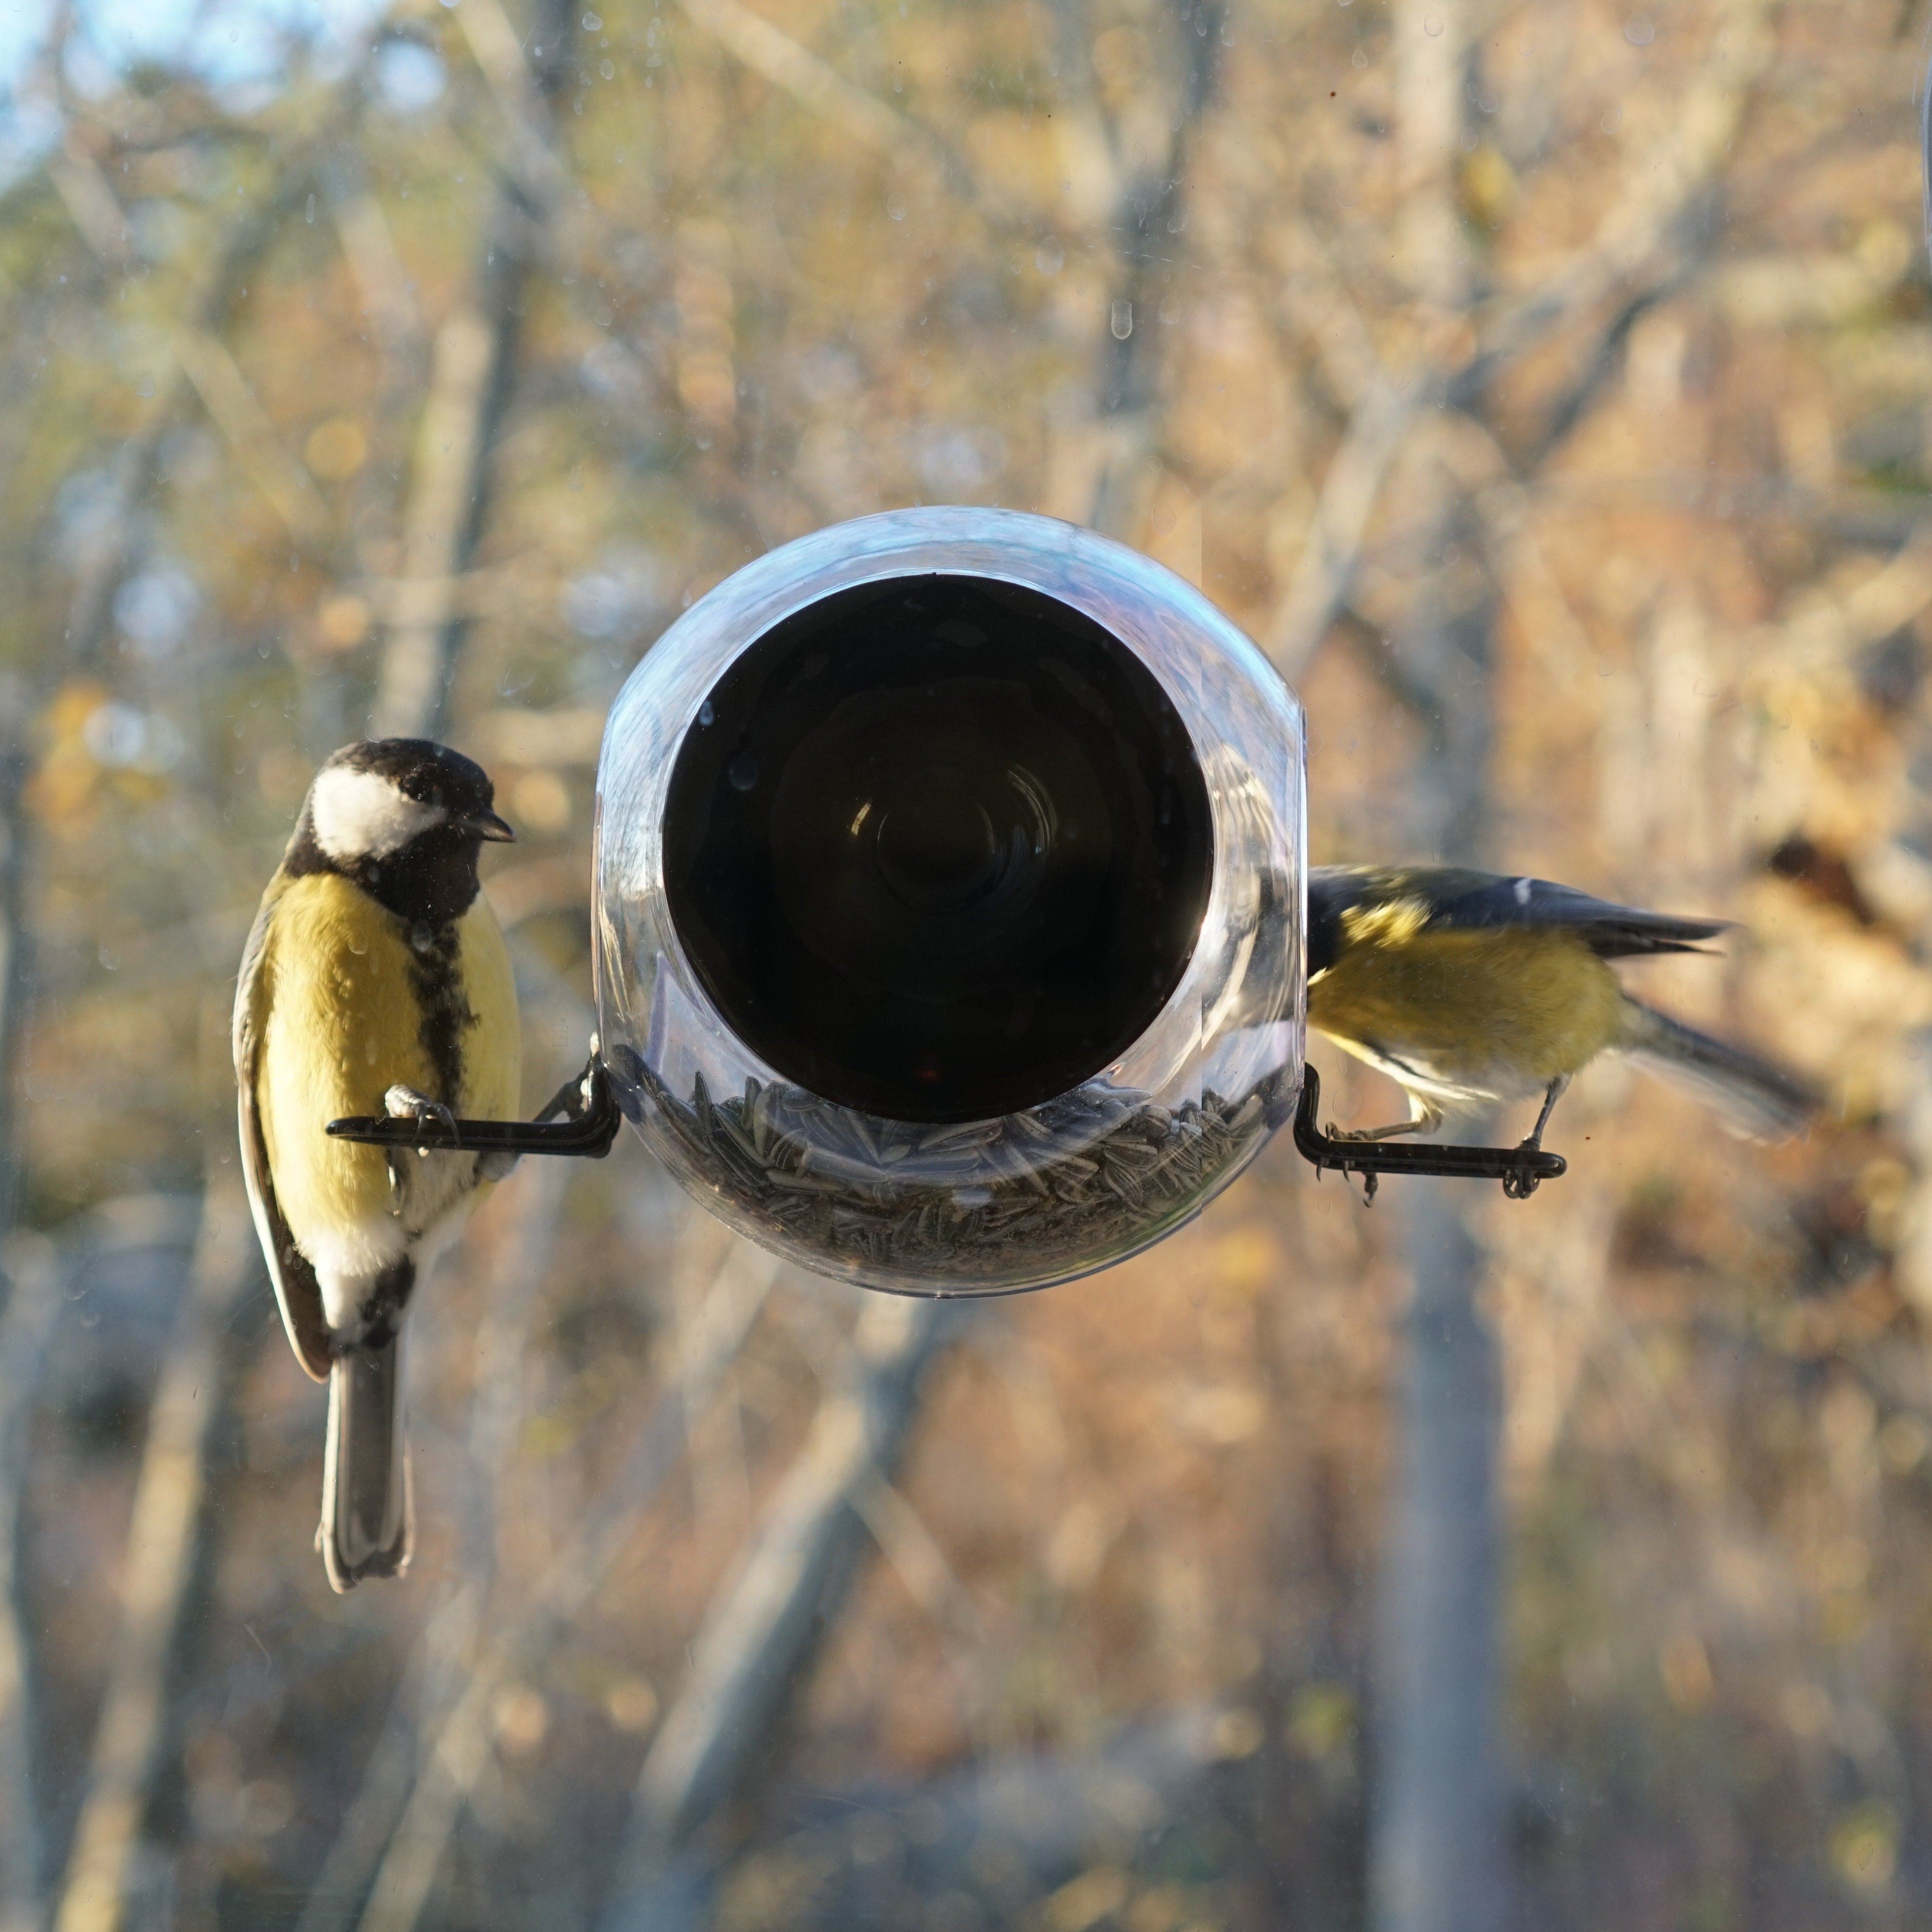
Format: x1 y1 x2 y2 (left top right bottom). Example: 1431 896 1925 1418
591 508 1308 1295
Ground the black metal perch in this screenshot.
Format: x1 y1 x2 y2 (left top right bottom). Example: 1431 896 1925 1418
326 1052 622 1158
1291 1063 1566 1200
329 1055 1563 1201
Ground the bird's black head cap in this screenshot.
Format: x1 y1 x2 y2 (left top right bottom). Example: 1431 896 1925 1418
289 737 514 926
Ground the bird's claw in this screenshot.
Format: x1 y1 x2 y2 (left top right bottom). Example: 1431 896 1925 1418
1502 1144 1544 1200
384 1085 457 1154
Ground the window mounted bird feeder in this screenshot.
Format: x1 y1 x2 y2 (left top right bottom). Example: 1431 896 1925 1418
330 508 1561 1296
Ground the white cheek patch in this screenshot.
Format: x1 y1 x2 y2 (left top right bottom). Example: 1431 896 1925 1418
310 766 445 861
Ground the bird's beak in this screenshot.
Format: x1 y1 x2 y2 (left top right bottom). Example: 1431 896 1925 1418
463 809 516 843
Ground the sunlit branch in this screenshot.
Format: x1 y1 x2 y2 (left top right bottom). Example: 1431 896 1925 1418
175 330 335 552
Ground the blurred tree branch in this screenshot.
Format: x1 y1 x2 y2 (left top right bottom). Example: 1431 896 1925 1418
174 330 335 553
0 1239 59 1932
371 0 576 742
337 1238 779 1932
663 0 1003 222
58 114 363 672
50 1181 266 1932
600 1296 956 1920
1267 0 1776 684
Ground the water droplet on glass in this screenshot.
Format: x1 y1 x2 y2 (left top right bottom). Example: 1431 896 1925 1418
1034 240 1064 274
1351 46 1367 65
1623 14 1654 41
698 700 715 726
1111 300 1133 340
583 8 602 25
886 192 909 221
1423 11 1443 33
305 193 315 224
727 751 759 791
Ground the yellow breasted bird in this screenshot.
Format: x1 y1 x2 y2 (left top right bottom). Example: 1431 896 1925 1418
234 740 521 1591
1308 865 1818 1148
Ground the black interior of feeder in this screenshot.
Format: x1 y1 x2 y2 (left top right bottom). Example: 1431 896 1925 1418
662 574 1214 1124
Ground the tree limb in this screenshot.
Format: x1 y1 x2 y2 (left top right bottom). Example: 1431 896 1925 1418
599 1296 955 1918
49 1181 266 1932
0 1238 60 1932
343 1239 780 1932
369 0 575 742
1261 0 1779 688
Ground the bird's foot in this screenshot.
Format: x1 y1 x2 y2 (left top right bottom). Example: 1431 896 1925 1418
1327 1121 1426 1143
384 1084 457 1153
1502 1158 1542 1202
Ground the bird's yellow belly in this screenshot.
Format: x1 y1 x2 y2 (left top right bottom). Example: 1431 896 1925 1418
257 874 520 1268
1308 928 1624 1094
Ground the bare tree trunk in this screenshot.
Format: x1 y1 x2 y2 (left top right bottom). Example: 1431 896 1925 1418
50 1182 265 1932
0 1239 59 1932
1375 1179 1507 1932
369 0 575 743
1369 507 1508 1932
0 749 37 1247
1368 6 1511 1929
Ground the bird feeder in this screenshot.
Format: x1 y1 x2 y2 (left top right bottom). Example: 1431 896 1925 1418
330 508 1562 1293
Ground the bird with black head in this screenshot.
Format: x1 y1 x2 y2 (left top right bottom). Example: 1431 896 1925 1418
234 739 521 1590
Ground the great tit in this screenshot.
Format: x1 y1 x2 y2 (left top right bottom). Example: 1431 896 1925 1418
1307 865 1818 1148
233 739 522 1591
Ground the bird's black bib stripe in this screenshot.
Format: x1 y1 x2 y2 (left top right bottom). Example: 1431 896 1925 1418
407 921 476 1109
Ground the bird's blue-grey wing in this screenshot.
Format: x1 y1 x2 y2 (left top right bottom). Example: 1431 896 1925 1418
233 886 332 1380
1308 866 1728 963
1415 871 1731 956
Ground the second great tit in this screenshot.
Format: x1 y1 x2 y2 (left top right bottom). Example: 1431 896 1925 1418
234 739 522 1591
1307 865 1819 1148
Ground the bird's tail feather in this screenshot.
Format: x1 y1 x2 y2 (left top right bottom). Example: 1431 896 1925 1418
1616 997 1820 1142
320 1333 411 1593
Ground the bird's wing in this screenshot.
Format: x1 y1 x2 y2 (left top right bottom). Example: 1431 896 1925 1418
1309 865 1729 968
233 881 333 1380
